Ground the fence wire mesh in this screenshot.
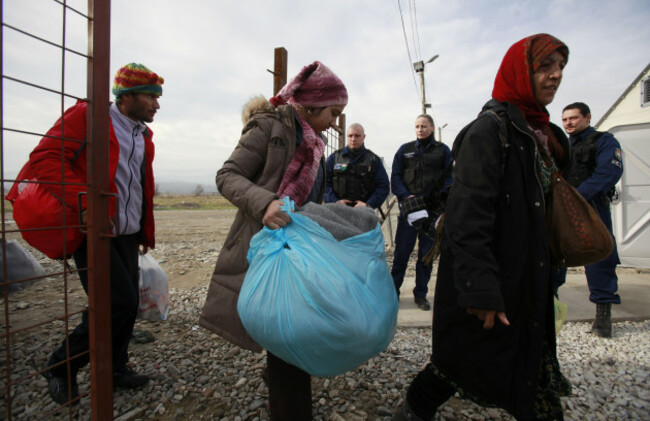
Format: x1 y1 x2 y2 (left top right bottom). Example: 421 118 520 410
2 0 112 418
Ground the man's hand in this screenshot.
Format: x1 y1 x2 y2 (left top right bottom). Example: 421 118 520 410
262 199 291 230
337 199 361 207
353 200 367 207
466 308 511 330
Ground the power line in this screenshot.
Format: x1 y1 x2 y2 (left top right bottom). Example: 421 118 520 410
409 0 437 120
411 0 428 108
397 0 421 100
410 0 422 61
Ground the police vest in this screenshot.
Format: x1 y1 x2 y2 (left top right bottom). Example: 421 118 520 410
567 131 606 188
331 149 378 202
400 140 446 195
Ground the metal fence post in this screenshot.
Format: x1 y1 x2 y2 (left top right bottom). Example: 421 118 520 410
87 0 113 418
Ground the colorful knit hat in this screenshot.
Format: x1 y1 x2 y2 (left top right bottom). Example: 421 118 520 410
112 63 164 97
270 61 347 108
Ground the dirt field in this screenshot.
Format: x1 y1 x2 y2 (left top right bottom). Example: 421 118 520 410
1 206 402 419
9 204 645 420
152 209 236 290
1 208 236 331
2 205 397 332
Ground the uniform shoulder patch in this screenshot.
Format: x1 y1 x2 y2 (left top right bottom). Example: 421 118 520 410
615 148 622 161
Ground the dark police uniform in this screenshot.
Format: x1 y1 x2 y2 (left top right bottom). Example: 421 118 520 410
324 145 389 209
391 135 452 300
553 126 623 304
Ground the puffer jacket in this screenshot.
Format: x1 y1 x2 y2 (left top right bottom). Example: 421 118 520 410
199 97 325 351
431 100 570 419
6 100 156 250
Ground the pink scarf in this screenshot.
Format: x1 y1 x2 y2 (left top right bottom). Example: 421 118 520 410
276 105 324 206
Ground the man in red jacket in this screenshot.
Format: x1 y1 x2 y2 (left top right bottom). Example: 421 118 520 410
22 63 163 405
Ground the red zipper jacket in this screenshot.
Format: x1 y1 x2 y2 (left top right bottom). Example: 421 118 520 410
6 100 156 250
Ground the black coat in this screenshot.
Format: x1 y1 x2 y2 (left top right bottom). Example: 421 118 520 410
431 100 570 419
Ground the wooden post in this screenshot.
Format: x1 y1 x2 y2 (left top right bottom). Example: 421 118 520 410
338 114 346 149
273 47 287 95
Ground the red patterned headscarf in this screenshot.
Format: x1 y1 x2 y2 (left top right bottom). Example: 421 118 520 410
492 34 568 129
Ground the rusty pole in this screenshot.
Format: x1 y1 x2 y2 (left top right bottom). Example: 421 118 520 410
338 114 346 150
273 47 287 96
87 0 113 417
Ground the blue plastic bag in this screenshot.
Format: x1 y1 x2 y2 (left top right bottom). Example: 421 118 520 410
237 198 398 377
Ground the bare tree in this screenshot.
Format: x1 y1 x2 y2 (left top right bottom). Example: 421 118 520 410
192 184 204 196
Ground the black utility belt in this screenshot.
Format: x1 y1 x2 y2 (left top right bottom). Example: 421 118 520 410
398 196 426 218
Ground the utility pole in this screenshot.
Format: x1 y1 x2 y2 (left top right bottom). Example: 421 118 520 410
413 54 438 115
438 123 447 142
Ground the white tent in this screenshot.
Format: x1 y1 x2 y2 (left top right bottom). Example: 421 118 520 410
596 62 650 268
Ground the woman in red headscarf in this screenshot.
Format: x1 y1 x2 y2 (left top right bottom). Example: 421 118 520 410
393 34 572 420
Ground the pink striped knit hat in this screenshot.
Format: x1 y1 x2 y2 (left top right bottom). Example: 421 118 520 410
270 61 347 108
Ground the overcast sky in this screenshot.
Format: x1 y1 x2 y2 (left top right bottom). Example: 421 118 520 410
3 0 649 187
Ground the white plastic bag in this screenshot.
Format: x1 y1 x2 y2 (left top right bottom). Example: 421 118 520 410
1 240 46 292
137 253 170 321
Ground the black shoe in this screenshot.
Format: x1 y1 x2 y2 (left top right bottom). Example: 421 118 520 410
42 369 79 406
590 303 612 338
113 366 149 389
414 297 431 311
393 399 428 421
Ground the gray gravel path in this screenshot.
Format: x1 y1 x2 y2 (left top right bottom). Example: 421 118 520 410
3 283 649 420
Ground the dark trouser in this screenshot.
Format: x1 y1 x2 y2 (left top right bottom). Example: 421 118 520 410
391 217 434 298
406 363 455 419
552 202 621 304
48 234 140 377
267 352 311 420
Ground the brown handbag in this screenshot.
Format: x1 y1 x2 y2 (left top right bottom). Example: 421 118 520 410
546 171 614 267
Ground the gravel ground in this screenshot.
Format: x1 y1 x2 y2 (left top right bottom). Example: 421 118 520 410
2 210 649 420
3 282 649 421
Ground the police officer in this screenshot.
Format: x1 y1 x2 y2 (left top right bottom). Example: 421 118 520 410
555 102 624 337
391 115 452 311
325 123 389 209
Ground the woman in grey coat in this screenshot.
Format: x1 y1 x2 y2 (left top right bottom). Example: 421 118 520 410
199 61 347 420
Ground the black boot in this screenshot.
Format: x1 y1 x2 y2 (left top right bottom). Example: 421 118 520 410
414 296 431 311
590 303 612 338
113 366 150 389
42 368 79 406
392 399 428 421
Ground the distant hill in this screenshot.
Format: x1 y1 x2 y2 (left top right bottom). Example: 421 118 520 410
3 181 219 196
156 180 219 195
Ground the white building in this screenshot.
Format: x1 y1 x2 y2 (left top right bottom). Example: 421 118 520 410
596 62 650 268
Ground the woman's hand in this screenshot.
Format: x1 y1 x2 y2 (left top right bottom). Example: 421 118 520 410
262 199 291 230
466 308 511 330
